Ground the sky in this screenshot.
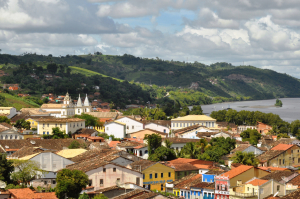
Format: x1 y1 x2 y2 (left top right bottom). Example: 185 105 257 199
1 0 300 77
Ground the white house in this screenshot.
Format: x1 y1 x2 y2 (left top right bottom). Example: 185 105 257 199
0 123 23 140
171 115 218 130
133 146 148 160
0 107 17 119
104 121 126 139
116 117 144 134
144 123 169 134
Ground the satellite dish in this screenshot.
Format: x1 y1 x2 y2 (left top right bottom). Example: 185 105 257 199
0 181 6 188
30 140 36 144
5 146 9 149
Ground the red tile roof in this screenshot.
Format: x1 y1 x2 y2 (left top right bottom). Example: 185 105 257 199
221 165 253 179
34 192 58 199
258 167 289 171
246 179 268 186
175 174 202 189
7 188 57 199
271 144 294 151
109 141 121 149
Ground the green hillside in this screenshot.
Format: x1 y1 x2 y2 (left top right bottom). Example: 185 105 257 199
0 93 40 110
1 53 300 107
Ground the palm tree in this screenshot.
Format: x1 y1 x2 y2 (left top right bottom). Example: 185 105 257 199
230 151 259 167
195 139 211 153
179 142 200 159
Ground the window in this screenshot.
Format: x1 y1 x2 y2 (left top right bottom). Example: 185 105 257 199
150 174 153 179
143 174 145 179
155 173 158 178
47 124 49 127
43 123 45 127
55 124 57 127
180 123 182 127
103 168 106 172
132 125 134 129
168 172 171 177
43 132 45 135
161 184 164 191
89 180 92 186
81 123 82 127
127 126 129 129
279 159 281 165
161 173 163 178
100 179 104 187
47 132 49 135
277 185 280 191
52 180 56 184
283 159 285 164
107 127 109 131
113 168 116 172
60 124 62 128
136 177 140 186
176 123 178 127
117 178 120 182
44 181 47 185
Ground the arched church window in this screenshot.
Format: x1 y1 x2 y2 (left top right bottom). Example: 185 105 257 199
5 135 8 140
10 135 13 139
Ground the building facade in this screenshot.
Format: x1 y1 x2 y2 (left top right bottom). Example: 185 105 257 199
171 115 217 130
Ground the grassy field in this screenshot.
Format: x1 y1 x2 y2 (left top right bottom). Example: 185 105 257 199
1 93 40 110
69 66 123 82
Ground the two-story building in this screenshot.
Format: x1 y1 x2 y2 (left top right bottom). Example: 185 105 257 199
171 115 218 131
35 118 85 135
116 117 144 134
129 159 175 191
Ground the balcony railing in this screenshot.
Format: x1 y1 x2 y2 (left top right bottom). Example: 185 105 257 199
230 192 258 197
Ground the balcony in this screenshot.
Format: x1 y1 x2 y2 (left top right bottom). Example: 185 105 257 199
230 192 258 198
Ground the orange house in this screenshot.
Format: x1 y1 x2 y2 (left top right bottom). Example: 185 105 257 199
8 86 19 91
257 122 272 135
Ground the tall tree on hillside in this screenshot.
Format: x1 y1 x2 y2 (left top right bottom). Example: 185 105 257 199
46 63 58 74
0 154 14 184
190 105 203 115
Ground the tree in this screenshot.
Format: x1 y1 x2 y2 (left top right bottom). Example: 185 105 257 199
55 169 89 199
43 127 68 139
68 140 81 149
144 134 162 156
178 142 200 159
275 99 283 107
46 63 58 74
240 129 262 145
74 113 98 127
79 193 89 199
190 105 203 115
93 194 108 199
148 146 176 161
277 133 290 140
291 120 300 136
14 119 30 130
230 151 259 167
195 139 210 153
11 160 46 185
0 116 10 124
0 154 14 184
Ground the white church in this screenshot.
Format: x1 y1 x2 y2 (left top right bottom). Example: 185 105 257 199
40 92 92 118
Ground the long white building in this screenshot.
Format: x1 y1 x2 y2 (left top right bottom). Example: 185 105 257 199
171 115 218 130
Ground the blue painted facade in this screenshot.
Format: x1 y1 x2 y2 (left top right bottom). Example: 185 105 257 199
202 174 215 183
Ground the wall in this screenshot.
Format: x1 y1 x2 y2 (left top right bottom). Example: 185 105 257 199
30 152 74 172
117 117 144 134
171 120 216 130
105 123 125 138
37 121 85 135
0 130 23 140
145 123 169 134
143 163 175 191
202 174 215 183
86 164 143 190
259 180 285 199
267 145 300 167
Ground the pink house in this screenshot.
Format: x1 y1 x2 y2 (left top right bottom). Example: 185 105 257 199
67 157 143 192
215 176 230 199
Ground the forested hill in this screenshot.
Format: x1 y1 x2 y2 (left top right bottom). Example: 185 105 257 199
1 53 300 106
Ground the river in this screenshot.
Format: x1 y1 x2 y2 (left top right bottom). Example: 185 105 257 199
199 98 300 123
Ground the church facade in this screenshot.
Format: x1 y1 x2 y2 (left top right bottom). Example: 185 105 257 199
40 92 92 118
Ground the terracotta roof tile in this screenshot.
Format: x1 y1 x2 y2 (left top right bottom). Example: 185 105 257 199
257 150 285 163
288 174 300 187
169 173 199 186
173 124 201 134
258 167 289 172
131 192 158 199
75 128 98 135
165 163 199 171
34 192 58 199
142 120 171 127
246 179 268 186
162 138 203 144
192 182 213 189
112 189 148 199
271 144 294 151
230 144 252 153
109 141 121 149
129 128 168 136
220 165 253 179
8 146 44 159
175 174 202 189
261 171 296 182
130 160 156 171
280 189 300 199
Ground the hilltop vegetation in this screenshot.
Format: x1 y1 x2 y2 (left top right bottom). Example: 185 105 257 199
0 93 39 110
1 53 300 107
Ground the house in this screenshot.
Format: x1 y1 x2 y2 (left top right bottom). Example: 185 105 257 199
231 178 286 199
174 173 203 199
129 159 175 191
171 115 218 130
104 121 126 139
25 116 55 129
162 138 202 151
190 182 215 199
116 116 144 134
35 117 85 135
8 86 19 91
3 84 19 89
212 131 232 139
237 125 257 133
0 107 17 119
7 188 58 199
173 124 205 139
133 145 148 159
257 122 272 135
215 165 270 199
72 128 98 139
166 173 199 195
257 144 300 167
67 157 143 191
142 120 171 134
0 123 23 140
216 122 237 133
129 129 168 139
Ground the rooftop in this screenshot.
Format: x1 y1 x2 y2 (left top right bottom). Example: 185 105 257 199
56 149 87 158
271 144 294 151
175 174 202 189
34 118 85 122
261 171 296 182
257 150 285 162
171 115 216 121
129 128 168 136
220 165 253 179
130 159 156 171
230 144 252 153
246 179 268 186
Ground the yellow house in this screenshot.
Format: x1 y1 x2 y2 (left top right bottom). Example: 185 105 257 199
35 118 85 135
258 144 300 167
130 160 175 191
93 126 105 133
